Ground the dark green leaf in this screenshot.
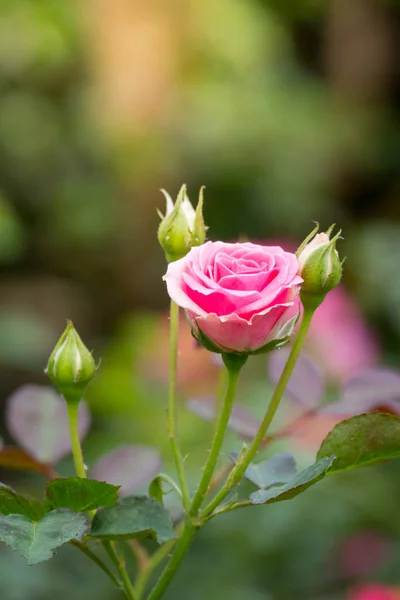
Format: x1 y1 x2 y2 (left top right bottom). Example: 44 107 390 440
149 477 164 504
46 478 120 512
0 484 44 520
91 496 175 544
317 413 400 473
0 509 88 565
230 452 297 489
250 456 334 505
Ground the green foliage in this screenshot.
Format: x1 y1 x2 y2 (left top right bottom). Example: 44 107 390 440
317 413 400 473
148 476 164 504
0 509 87 565
0 484 44 521
91 496 175 544
249 456 334 505
46 478 120 512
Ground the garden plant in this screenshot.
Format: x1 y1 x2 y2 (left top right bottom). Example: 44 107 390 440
1 185 400 600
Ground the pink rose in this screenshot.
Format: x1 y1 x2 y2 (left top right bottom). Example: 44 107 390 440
163 241 302 353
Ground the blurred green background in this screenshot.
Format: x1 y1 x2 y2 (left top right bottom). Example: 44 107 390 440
1 0 400 599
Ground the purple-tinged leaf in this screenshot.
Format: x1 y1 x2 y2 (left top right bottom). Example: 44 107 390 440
322 368 400 417
91 445 162 497
187 397 260 440
0 447 52 476
230 451 297 489
5 385 91 465
268 350 325 408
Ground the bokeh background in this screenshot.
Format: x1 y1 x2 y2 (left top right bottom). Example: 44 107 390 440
1 0 400 599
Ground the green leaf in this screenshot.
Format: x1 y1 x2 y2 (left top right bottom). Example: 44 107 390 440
148 476 164 504
91 496 175 544
0 484 44 520
0 509 88 565
230 452 297 489
317 413 400 473
249 456 334 505
46 478 120 512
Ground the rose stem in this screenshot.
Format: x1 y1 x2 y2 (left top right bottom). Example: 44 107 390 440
134 522 184 600
67 402 87 479
190 353 247 515
201 307 315 519
167 299 191 511
211 366 228 442
145 354 247 600
67 399 136 600
145 520 197 600
145 309 314 600
71 540 122 589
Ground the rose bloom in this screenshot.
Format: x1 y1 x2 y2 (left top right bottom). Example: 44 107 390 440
164 241 302 353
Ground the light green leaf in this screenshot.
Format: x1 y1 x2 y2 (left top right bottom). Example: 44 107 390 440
250 456 334 505
0 509 88 565
91 496 175 544
46 478 120 512
148 476 164 504
0 484 44 520
317 413 400 473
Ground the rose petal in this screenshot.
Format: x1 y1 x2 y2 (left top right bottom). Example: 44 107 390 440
163 241 302 353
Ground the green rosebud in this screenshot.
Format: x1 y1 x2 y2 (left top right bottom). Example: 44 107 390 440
157 184 206 262
46 321 96 404
297 224 343 310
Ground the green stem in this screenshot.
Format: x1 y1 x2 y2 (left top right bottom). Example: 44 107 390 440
168 300 191 511
190 357 245 516
67 401 136 599
211 367 227 439
135 523 183 600
66 402 87 479
201 309 314 519
142 355 245 600
145 521 197 600
104 542 137 600
71 540 121 588
157 473 183 500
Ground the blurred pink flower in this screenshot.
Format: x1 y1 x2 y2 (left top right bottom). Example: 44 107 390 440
340 531 392 577
349 584 400 600
306 286 380 382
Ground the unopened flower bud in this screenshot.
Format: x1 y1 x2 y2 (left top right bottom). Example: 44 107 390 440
157 184 206 262
297 224 343 310
46 322 96 404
